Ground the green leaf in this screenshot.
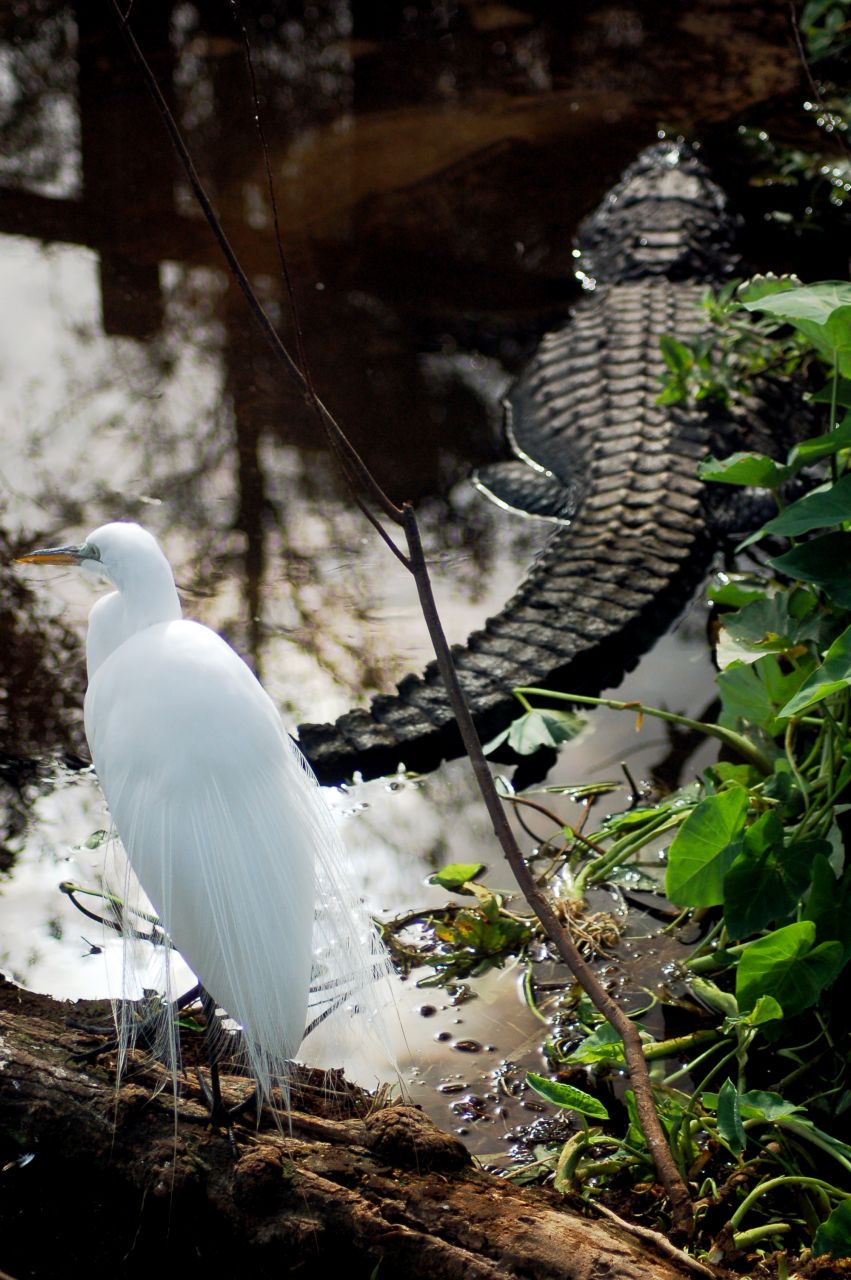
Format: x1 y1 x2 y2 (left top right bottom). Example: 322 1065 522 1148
819 306 851 378
811 375 851 408
787 306 851 378
720 589 821 654
741 280 851 326
485 709 584 756
429 863 486 891
656 380 688 406
717 1079 747 1155
565 1021 626 1065
717 655 808 735
708 762 760 790
804 854 851 962
665 787 748 907
781 623 851 715
737 1089 802 1122
525 1072 609 1119
788 412 851 469
659 334 693 373
430 893 532 976
737 275 803 307
813 1200 851 1260
757 474 851 540
724 812 826 938
736 920 843 1016
742 280 849 373
510 708 583 753
707 578 768 608
698 452 792 489
771 533 851 607
745 995 784 1025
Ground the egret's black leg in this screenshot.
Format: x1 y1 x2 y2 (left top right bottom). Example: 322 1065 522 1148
67 983 203 1063
195 988 258 1135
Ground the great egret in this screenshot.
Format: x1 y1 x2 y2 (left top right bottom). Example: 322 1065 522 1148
18 521 392 1115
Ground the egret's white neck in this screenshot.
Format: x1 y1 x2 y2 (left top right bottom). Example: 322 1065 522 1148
86 554 182 680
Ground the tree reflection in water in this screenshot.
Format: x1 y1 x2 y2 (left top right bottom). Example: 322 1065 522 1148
0 0 809 1133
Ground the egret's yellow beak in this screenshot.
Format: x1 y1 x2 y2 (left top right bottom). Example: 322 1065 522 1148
16 543 85 565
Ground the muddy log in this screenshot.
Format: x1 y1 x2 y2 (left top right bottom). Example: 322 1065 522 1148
0 978 702 1280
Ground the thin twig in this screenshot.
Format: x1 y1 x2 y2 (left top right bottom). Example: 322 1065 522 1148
592 1203 715 1278
504 793 608 857
400 508 694 1239
111 9 695 1239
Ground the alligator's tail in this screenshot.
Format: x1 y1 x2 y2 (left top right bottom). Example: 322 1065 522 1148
296 516 717 784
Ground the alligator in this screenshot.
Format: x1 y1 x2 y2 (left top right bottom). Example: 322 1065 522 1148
297 142 794 785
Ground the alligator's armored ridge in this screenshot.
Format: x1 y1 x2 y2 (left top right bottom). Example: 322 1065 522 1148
297 142 798 785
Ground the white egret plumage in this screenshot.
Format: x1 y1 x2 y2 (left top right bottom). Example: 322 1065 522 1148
18 521 393 1114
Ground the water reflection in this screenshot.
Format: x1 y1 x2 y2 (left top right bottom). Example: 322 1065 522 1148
0 1 807 1140
0 2 804 753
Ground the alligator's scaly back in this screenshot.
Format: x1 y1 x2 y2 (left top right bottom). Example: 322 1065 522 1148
576 142 737 284
297 143 791 784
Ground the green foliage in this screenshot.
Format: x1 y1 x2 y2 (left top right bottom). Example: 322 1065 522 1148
716 654 806 734
659 279 851 414
735 921 843 1016
429 892 532 980
771 533 851 607
813 1200 851 1259
717 1078 747 1155
525 1072 609 1119
429 863 486 891
379 877 532 985
563 1020 625 1066
735 70 851 229
664 787 748 906
494 279 851 1260
484 707 583 755
755 473 851 540
657 276 814 411
781 622 851 714
723 812 827 937
742 280 851 376
801 0 851 62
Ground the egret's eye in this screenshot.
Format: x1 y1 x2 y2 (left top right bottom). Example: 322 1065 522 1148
85 542 102 562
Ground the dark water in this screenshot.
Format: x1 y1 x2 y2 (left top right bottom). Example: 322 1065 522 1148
0 1 835 1147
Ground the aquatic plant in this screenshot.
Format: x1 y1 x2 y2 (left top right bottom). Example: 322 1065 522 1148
473 280 851 1269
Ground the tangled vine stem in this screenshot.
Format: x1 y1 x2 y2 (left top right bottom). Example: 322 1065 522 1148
110 1 695 1240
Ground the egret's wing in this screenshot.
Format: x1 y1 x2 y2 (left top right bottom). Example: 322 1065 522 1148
289 736 399 1081
85 618 393 1103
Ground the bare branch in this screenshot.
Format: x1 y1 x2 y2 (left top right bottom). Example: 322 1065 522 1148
400 506 695 1239
108 8 695 1237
